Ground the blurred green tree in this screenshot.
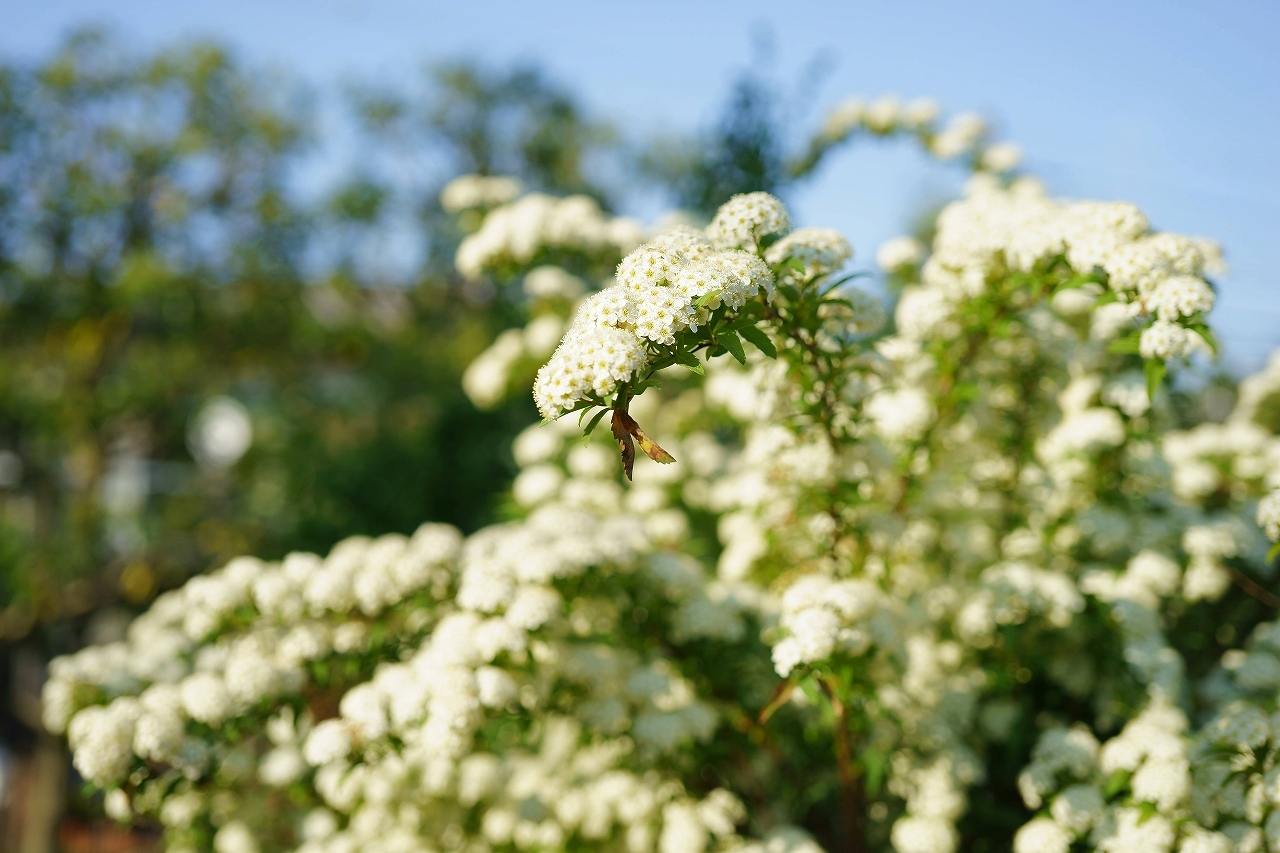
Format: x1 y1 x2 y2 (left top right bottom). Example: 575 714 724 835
0 30 614 655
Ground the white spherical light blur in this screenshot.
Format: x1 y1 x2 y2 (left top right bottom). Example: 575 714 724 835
189 397 253 468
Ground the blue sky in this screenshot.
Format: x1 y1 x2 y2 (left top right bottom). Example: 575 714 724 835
5 0 1278 372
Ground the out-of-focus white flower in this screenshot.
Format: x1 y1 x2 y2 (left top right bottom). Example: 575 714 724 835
876 236 925 271
188 397 253 468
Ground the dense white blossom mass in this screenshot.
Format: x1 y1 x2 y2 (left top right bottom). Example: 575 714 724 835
46 93 1280 853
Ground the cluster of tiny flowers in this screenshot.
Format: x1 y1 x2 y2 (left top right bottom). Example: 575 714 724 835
888 758 973 853
533 200 783 420
1179 623 1280 851
706 192 792 251
462 314 567 408
44 523 464 791
770 575 886 676
1258 490 1280 542
891 175 1221 369
876 236 926 272
439 174 522 213
764 228 852 277
1162 417 1280 501
455 192 644 279
864 386 935 442
1012 700 1205 853
48 91 1280 853
812 94 1029 176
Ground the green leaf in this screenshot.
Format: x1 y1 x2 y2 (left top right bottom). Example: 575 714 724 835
1268 543 1280 564
1145 358 1166 400
1188 323 1219 355
581 407 609 439
718 329 747 365
1103 769 1131 799
1108 335 1141 355
738 324 777 358
1056 273 1098 291
674 350 705 375
694 289 723 308
1094 290 1120 307
862 750 886 796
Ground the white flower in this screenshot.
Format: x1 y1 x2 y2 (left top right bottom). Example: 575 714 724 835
1050 785 1104 834
1148 275 1214 320
1013 818 1071 853
876 236 925 271
932 112 985 159
303 719 353 766
1178 827 1232 853
463 329 525 409
523 265 586 300
475 666 518 708
1139 320 1192 360
213 820 259 853
659 801 709 853
259 747 306 786
890 815 958 853
512 464 565 507
104 788 131 822
706 192 791 251
863 95 902 132
764 228 852 276
866 387 934 441
533 322 649 420
1096 808 1172 853
895 287 952 340
1257 490 1280 541
1131 756 1189 812
160 791 203 828
440 174 521 212
980 142 1022 173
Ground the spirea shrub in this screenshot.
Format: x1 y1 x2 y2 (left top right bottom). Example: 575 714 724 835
44 95 1280 853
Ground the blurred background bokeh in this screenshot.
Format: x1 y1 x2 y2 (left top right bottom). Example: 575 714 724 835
0 2 1277 850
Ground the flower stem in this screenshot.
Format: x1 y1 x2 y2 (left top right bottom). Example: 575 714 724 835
819 676 866 853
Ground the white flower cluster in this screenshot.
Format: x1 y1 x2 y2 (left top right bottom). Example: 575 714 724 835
1233 348 1280 427
1260 490 1280 542
864 386 935 442
876 236 926 272
707 192 792 251
1167 419 1280 500
455 192 644 279
458 264 593 410
889 758 973 853
817 95 1013 168
45 523 465 785
1013 700 1200 853
533 202 783 420
892 176 1221 368
462 315 567 408
764 228 852 277
50 91 1280 853
770 575 886 676
439 174 522 213
1177 623 1280 851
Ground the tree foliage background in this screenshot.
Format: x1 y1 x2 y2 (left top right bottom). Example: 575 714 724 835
0 29 807 850
9 25 1273 853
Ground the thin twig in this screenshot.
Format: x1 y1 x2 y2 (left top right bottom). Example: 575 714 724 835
728 706 807 791
818 676 866 853
1229 566 1280 609
757 677 797 725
